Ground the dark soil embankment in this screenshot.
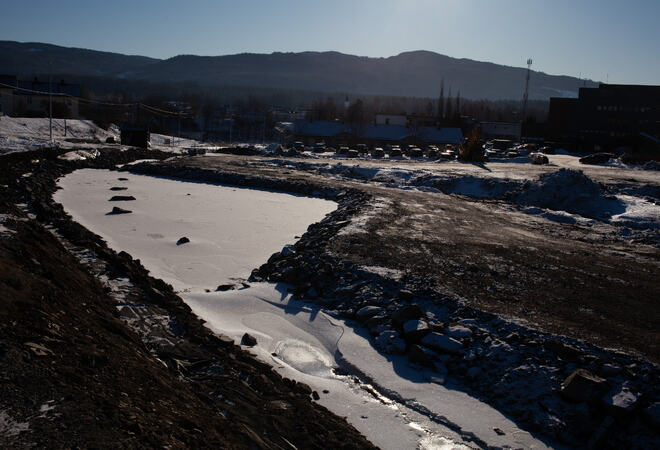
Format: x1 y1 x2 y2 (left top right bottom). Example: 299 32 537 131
0 148 375 449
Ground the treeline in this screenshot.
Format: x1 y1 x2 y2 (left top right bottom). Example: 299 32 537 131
73 75 548 125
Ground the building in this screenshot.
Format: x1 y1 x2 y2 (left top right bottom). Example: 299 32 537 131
479 122 522 140
291 119 462 147
416 126 463 145
0 75 81 118
548 83 660 150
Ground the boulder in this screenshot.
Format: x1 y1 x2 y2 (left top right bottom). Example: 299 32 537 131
392 304 423 326
446 325 472 339
109 195 136 201
408 344 437 367
601 383 641 417
241 333 257 347
397 289 414 301
356 306 383 320
108 206 131 215
374 330 406 355
402 319 430 342
296 382 313 395
280 244 296 257
176 237 190 245
216 284 235 292
420 333 462 355
560 369 607 403
545 339 581 361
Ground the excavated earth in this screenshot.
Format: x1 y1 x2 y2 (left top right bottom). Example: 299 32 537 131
2 147 659 449
0 148 375 449
123 153 660 449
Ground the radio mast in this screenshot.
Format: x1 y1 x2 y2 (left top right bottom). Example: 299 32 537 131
521 58 533 126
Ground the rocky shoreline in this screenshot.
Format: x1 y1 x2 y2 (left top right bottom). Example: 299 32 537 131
127 158 660 449
0 148 376 448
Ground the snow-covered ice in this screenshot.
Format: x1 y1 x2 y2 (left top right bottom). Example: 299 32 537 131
55 169 336 292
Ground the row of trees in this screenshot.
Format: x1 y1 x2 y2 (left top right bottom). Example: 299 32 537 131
308 94 548 125
78 75 550 137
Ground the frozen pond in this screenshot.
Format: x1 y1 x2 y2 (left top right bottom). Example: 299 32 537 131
55 169 337 292
55 169 551 449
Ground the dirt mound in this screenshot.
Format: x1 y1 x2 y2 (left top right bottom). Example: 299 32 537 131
515 169 619 219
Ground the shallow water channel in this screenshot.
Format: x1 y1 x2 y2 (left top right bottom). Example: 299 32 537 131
55 169 549 449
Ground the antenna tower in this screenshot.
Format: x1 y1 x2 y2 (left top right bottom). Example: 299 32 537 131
522 58 532 124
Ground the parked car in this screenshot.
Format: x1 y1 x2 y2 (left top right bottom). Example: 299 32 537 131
356 143 369 154
410 147 423 158
389 148 402 157
313 142 326 153
371 147 385 158
347 149 359 158
337 146 349 155
292 141 305 151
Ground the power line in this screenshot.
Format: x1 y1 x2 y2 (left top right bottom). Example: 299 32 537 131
0 81 189 116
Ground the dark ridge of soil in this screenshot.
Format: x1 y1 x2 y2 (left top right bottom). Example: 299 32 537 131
0 148 376 449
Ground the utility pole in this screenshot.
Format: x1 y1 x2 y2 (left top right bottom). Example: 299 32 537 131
521 58 532 138
49 63 53 142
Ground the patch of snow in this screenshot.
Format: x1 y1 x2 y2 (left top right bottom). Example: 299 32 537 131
58 149 99 161
0 410 29 438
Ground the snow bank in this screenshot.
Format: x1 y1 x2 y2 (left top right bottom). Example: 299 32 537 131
514 169 623 219
0 117 117 153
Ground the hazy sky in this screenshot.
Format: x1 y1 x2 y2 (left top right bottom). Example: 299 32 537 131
2 0 659 84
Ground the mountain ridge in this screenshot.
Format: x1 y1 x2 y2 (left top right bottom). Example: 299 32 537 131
0 40 599 100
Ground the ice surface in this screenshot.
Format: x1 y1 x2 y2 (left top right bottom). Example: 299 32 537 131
55 169 336 291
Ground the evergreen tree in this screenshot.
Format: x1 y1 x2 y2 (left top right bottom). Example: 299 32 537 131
455 90 461 118
437 78 445 119
445 86 453 120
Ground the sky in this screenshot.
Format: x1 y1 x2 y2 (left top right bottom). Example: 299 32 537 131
1 0 659 85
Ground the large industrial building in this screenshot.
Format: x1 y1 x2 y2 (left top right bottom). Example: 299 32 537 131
548 84 660 152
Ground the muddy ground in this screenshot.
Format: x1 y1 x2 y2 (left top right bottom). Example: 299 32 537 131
180 154 659 362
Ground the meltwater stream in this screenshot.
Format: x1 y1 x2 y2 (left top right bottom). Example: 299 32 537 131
55 168 549 449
